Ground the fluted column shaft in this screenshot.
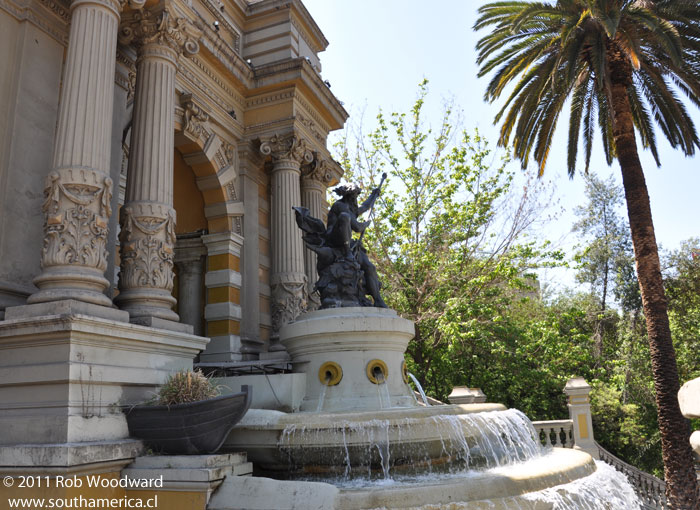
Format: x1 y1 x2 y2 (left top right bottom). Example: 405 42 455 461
115 8 201 322
301 175 326 310
260 134 312 345
28 0 123 307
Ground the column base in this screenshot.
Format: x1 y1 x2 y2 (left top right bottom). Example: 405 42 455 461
28 266 114 308
4 299 128 322
114 287 179 322
130 315 193 334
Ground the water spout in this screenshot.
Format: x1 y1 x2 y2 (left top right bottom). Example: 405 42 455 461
408 372 430 406
317 376 330 413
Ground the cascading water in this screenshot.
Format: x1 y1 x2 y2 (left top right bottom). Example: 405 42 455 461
277 409 543 484
224 307 643 509
408 372 430 406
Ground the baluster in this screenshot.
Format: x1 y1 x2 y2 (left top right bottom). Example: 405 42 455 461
544 427 553 447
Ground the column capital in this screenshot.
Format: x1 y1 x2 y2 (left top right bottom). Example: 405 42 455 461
301 157 336 188
260 133 313 167
119 6 201 58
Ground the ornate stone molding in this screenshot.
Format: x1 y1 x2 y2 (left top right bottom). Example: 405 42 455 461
180 93 210 140
118 7 201 58
118 204 176 293
271 280 307 334
301 158 334 187
260 133 313 166
40 169 112 271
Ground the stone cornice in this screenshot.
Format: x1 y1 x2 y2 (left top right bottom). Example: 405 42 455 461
0 0 69 45
245 0 327 52
251 58 348 131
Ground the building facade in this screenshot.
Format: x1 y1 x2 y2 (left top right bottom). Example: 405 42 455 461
0 0 345 502
0 0 346 358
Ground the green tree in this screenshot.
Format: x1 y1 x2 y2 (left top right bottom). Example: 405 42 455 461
476 2 700 505
336 81 561 400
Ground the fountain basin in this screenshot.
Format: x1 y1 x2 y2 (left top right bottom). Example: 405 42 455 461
336 448 596 508
223 404 558 478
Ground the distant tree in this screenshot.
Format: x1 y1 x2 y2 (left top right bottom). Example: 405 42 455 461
476 2 700 505
572 173 639 357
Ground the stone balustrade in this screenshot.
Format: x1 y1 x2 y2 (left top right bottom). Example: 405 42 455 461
597 444 667 510
532 419 574 448
530 377 666 510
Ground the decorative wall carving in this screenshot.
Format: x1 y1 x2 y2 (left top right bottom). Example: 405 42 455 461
260 133 313 165
41 170 112 271
296 113 325 143
118 205 176 291
181 93 210 140
271 281 307 333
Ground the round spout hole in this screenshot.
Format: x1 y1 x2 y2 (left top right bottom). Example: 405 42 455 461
318 362 342 386
366 359 388 384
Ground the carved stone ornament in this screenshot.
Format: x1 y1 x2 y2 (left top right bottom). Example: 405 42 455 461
40 169 112 271
180 93 209 140
260 133 314 166
118 205 176 292
118 7 201 57
271 280 307 332
302 158 334 186
117 0 147 11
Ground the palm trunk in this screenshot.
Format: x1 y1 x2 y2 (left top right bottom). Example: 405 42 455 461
610 78 700 509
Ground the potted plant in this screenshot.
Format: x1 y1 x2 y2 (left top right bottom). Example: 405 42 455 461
125 369 251 455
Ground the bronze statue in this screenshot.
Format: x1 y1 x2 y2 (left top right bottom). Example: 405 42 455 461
293 174 387 309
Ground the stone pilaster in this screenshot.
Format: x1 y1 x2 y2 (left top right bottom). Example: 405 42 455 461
202 232 244 361
115 7 201 324
300 158 333 310
27 0 128 309
260 134 311 349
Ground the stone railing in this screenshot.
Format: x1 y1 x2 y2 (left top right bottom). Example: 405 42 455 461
532 419 574 448
527 377 666 510
596 443 667 510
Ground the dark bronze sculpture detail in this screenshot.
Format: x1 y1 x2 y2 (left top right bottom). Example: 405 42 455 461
293 175 388 309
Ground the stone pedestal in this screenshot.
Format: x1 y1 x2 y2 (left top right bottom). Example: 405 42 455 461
280 307 416 412
0 307 208 444
122 453 252 509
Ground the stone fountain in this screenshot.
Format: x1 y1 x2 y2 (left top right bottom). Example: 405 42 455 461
212 182 642 509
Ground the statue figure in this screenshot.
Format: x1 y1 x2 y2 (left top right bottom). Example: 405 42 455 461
294 174 388 309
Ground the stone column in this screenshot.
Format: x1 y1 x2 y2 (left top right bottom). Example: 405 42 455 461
564 377 599 459
174 235 206 336
27 0 139 309
300 159 333 310
115 7 201 326
260 133 312 350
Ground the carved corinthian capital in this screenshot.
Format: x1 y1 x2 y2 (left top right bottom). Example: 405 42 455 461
119 7 201 57
260 133 314 166
302 158 335 187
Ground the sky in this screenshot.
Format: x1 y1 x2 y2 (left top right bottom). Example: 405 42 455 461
302 0 700 290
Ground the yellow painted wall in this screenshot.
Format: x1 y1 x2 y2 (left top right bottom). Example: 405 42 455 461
174 149 207 234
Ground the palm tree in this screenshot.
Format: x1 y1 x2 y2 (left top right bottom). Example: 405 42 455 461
475 1 700 508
